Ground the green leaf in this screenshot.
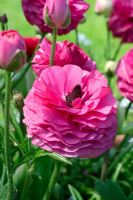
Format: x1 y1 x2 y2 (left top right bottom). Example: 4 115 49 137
108 143 133 175
0 184 8 200
14 163 33 200
122 123 133 135
46 152 72 165
128 192 133 200
13 149 72 172
14 164 27 191
30 156 53 200
95 180 112 200
95 180 128 200
68 185 83 200
13 149 39 171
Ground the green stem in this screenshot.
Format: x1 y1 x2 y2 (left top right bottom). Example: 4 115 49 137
112 41 122 60
106 21 111 60
107 143 133 175
43 161 61 200
100 151 109 181
4 71 13 200
50 28 58 66
10 105 26 155
20 164 34 200
75 28 79 46
125 102 132 119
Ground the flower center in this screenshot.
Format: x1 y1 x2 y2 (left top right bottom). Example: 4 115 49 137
66 84 82 107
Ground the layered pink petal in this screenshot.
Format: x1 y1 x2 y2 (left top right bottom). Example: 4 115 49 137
108 0 133 43
116 49 133 101
23 65 117 158
32 38 96 75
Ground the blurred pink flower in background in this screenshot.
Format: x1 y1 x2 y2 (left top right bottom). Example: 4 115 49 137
22 0 89 35
43 0 71 29
24 36 39 57
0 30 26 71
108 0 133 43
23 65 117 158
116 49 133 102
95 0 113 16
32 38 96 76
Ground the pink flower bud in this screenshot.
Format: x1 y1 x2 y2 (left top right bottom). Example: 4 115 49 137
0 30 26 72
95 0 112 17
105 60 117 77
43 0 71 29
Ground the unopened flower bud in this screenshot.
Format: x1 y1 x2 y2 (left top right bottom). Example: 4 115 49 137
13 92 24 108
0 13 8 24
0 30 26 72
114 135 125 147
43 0 71 29
105 60 117 77
95 0 113 17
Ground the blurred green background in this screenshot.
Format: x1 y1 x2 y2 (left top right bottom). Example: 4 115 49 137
0 0 132 71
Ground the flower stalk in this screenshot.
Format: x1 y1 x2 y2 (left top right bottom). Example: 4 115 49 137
75 28 79 46
4 71 13 200
106 21 111 60
50 28 58 66
100 151 109 181
43 161 61 200
112 41 122 60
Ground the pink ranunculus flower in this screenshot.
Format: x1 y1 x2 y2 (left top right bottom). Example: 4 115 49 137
43 0 71 29
108 0 133 43
0 30 26 71
23 65 117 158
116 49 133 102
22 0 89 35
32 38 96 76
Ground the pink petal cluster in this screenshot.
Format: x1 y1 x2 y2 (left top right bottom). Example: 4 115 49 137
23 65 117 158
22 0 89 35
116 49 133 102
32 38 96 76
108 0 133 43
0 30 26 71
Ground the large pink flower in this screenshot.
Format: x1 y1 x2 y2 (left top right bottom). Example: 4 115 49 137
23 65 117 158
32 38 96 76
116 49 133 102
22 0 89 35
108 0 133 43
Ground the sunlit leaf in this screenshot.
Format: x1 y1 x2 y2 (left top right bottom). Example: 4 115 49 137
68 184 83 200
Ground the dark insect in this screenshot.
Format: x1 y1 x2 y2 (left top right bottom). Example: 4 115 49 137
66 84 82 107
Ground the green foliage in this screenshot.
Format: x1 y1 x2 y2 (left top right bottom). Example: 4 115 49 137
95 180 128 200
117 103 125 134
128 192 133 200
68 185 83 200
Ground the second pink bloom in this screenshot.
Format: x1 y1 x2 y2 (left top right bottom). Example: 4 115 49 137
22 0 89 35
32 38 96 75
